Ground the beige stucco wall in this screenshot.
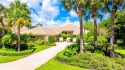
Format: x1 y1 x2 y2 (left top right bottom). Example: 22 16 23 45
28 35 45 41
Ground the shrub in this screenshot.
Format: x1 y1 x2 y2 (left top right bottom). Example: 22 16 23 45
84 44 94 51
63 44 79 57
0 49 34 56
57 47 125 70
70 52 124 70
49 36 55 43
57 51 72 62
46 42 56 46
35 39 46 45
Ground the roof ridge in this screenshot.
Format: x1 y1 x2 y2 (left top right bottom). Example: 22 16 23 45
50 28 59 34
39 27 46 35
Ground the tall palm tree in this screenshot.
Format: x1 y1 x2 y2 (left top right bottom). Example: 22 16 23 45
108 0 125 58
85 0 107 50
0 4 6 49
61 0 87 53
6 0 31 52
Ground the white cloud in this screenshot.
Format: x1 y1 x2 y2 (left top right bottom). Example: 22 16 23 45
0 0 79 27
69 10 78 17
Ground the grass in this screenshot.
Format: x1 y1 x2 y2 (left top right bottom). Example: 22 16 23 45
0 45 51 63
0 55 26 63
115 50 125 55
33 45 51 53
36 58 84 70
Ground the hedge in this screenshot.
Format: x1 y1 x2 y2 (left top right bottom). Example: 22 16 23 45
0 49 34 56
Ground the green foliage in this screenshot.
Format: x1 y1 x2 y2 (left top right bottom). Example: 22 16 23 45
64 44 79 57
36 58 84 70
46 42 56 46
49 36 55 43
1 34 11 45
0 49 34 56
57 51 72 62
83 21 94 30
20 33 32 44
84 44 94 50
35 39 47 45
70 52 124 70
0 55 25 63
57 48 125 70
84 35 108 48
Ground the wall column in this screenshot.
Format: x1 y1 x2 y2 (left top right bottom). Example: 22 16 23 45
44 35 49 42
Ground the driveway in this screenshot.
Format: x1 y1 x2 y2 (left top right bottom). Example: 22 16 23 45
0 42 71 70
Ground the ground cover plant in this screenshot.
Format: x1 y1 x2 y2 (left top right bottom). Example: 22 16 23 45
36 58 84 70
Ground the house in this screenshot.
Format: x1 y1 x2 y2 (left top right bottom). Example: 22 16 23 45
21 24 89 42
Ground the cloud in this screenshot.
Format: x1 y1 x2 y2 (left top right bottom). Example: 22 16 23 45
69 10 78 17
0 0 79 27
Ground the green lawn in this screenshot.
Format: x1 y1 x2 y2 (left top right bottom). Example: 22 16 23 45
0 55 26 63
36 58 84 70
0 45 51 63
115 50 125 54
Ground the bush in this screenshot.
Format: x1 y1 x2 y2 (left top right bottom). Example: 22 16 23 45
0 49 34 56
49 36 55 43
57 51 72 62
63 44 79 57
35 39 46 45
70 52 123 70
84 44 94 51
46 42 56 46
57 45 125 70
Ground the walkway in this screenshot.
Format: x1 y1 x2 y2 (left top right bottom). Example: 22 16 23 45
0 42 71 70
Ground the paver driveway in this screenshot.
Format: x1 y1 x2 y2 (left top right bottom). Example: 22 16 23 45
0 42 71 70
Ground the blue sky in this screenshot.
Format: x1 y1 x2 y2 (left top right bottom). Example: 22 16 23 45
0 0 109 27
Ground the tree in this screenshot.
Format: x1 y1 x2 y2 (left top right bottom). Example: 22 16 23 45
61 0 87 53
108 0 125 58
83 21 93 34
31 23 43 28
0 4 6 49
35 23 43 27
85 0 107 50
6 0 31 52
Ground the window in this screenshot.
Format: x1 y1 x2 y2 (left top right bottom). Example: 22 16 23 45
31 36 35 38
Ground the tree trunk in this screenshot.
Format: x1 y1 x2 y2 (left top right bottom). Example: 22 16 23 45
93 11 98 50
0 16 5 49
17 24 21 52
110 9 116 58
2 22 5 49
76 0 84 53
79 10 84 53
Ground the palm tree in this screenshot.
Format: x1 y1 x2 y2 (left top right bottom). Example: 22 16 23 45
6 0 31 52
61 0 87 53
0 4 6 49
108 0 125 58
85 0 107 50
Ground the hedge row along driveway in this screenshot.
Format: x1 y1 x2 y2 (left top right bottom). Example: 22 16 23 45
0 42 71 70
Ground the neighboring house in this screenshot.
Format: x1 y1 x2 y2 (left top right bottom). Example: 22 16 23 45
21 24 89 42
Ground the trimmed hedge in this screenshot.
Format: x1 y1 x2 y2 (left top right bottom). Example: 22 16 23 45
57 44 125 70
57 51 125 70
57 51 72 62
0 49 34 56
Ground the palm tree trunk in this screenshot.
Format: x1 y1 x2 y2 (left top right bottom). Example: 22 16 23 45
1 21 5 49
93 11 98 50
76 0 84 53
110 6 117 58
79 11 84 53
17 24 21 52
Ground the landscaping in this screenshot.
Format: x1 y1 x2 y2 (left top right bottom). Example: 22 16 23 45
0 45 51 63
36 58 84 70
0 0 125 70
